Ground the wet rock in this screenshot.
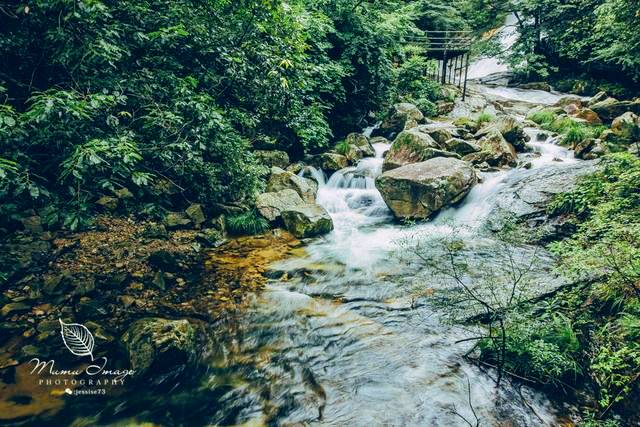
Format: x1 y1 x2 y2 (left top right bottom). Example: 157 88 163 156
1 302 31 317
307 153 348 172
76 297 109 318
164 212 191 229
255 189 305 222
464 129 517 167
442 138 481 156
573 138 607 160
41 273 70 295
345 133 376 158
121 317 198 377
383 129 459 172
590 98 640 122
611 112 640 141
196 228 224 247
266 167 318 203
254 150 290 169
281 204 334 238
375 103 424 138
96 196 119 211
71 276 96 296
477 116 528 151
487 161 599 232
141 223 168 239
285 161 304 174
376 157 477 219
185 204 206 227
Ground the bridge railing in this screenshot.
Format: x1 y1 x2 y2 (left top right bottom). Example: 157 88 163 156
402 30 474 101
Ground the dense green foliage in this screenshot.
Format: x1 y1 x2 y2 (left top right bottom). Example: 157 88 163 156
0 0 460 230
484 154 640 421
464 0 640 94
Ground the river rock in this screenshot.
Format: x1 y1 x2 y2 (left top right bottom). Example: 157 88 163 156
587 91 609 107
477 116 528 151
185 204 206 227
281 204 333 238
611 112 640 141
255 189 305 222
574 138 607 160
164 212 191 229
308 153 348 172
590 98 640 122
517 82 552 91
555 95 583 108
383 129 459 172
346 133 376 158
376 157 477 219
121 318 198 377
572 108 602 125
254 150 290 169
266 167 318 203
375 103 424 138
486 161 598 232
442 138 481 156
464 129 517 167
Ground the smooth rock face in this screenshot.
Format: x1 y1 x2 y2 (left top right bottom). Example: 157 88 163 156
464 129 517 167
346 133 376 158
266 167 318 203
476 116 527 151
486 161 598 229
256 189 305 222
121 318 198 377
382 129 459 172
281 204 333 238
587 91 609 106
611 112 640 141
376 157 477 219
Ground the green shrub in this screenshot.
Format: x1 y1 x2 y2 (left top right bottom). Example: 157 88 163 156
334 140 350 156
225 210 271 236
528 110 557 126
562 124 589 146
476 111 495 126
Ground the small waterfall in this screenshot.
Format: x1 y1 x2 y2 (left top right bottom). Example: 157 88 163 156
467 13 519 80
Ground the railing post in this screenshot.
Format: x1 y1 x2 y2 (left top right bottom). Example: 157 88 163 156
462 52 470 102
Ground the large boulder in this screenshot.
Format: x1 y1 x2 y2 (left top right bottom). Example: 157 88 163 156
375 103 424 138
307 153 349 172
121 318 198 377
590 98 640 122
464 129 517 167
254 150 290 169
376 157 477 219
281 205 333 238
256 189 305 222
611 112 640 141
476 116 528 151
574 138 607 160
266 167 318 203
382 129 459 172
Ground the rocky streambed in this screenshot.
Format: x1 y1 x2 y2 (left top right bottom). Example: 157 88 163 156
3 75 640 425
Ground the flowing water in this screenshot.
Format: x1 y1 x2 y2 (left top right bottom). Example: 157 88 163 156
182 119 580 426
37 16 588 427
